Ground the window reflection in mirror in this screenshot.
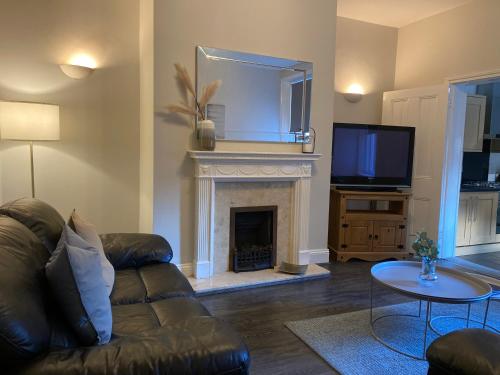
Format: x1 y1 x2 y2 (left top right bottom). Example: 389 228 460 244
196 46 312 143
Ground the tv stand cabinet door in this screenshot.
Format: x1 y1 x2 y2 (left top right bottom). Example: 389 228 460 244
342 220 373 252
372 221 406 252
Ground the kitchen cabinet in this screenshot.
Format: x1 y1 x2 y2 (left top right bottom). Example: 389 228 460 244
456 191 498 246
463 95 487 152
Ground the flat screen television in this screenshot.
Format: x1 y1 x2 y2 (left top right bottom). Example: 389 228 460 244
331 123 415 188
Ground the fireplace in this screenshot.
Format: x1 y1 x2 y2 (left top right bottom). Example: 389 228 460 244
229 206 277 272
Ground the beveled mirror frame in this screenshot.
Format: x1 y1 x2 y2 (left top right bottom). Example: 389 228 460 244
196 46 313 143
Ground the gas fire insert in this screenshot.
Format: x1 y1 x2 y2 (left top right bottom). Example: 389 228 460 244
229 206 277 272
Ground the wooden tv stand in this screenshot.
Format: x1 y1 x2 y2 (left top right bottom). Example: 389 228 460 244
328 188 412 262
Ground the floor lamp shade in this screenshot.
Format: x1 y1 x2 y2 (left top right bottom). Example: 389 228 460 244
0 101 60 198
0 101 60 141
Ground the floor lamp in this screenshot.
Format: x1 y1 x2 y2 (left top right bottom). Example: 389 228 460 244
0 102 60 198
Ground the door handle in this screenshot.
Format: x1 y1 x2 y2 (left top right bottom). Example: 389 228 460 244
374 234 379 240
368 234 373 239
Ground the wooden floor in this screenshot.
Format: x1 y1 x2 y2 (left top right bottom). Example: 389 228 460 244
198 254 499 375
459 251 500 270
198 261 409 375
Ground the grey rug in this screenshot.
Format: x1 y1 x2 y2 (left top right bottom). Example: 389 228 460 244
285 301 499 375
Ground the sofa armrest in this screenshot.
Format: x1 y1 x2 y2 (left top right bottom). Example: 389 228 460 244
99 233 173 270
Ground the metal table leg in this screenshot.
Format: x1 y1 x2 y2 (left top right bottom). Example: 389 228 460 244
370 280 432 360
466 304 471 328
370 275 373 324
422 300 431 358
483 299 490 329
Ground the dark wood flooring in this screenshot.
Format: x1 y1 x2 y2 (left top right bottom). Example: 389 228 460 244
458 251 500 270
198 261 411 375
198 255 498 374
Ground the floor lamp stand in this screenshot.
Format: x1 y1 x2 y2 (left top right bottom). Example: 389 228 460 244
29 141 35 198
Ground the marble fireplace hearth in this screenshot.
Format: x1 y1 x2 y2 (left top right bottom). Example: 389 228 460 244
188 150 325 284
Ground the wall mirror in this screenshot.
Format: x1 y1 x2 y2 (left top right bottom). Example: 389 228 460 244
196 46 313 143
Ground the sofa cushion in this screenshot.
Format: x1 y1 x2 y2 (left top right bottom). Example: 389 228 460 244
12 316 250 375
0 198 64 252
69 210 115 295
110 263 194 305
0 216 52 364
46 225 112 346
112 297 210 336
426 328 500 375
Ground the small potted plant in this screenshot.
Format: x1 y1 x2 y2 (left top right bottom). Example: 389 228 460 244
412 231 439 281
166 64 221 151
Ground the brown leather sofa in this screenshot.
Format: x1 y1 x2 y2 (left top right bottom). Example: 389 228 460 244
0 198 250 375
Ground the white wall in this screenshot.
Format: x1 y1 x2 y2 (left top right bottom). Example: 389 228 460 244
334 17 398 124
0 0 140 233
151 0 336 265
139 0 155 233
395 0 500 89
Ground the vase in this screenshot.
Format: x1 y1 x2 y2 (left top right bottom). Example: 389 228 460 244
198 119 216 151
302 127 316 153
420 257 437 281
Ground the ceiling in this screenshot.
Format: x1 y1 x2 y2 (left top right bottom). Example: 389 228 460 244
337 0 475 28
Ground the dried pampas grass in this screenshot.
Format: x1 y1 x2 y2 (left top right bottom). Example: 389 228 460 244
199 80 222 109
166 104 198 117
167 64 221 122
174 64 196 98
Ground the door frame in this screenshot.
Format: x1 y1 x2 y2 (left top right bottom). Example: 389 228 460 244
440 69 500 258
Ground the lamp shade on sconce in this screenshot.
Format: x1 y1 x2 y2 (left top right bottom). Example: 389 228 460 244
0 101 60 141
343 83 364 103
60 53 96 79
59 64 94 79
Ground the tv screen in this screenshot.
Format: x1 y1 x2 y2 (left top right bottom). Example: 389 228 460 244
331 123 415 187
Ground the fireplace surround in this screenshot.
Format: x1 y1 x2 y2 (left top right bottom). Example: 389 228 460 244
188 150 321 279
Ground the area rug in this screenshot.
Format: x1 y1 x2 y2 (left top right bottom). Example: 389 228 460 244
285 300 499 375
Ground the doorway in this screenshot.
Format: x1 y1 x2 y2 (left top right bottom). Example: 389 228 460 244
448 77 500 258
382 72 500 259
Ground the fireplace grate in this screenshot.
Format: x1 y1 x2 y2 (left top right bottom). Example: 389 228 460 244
230 206 277 273
233 244 273 272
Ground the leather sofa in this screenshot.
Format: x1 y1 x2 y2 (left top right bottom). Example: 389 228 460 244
0 198 250 375
426 328 500 375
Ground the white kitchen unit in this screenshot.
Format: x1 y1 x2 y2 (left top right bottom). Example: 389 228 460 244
456 191 498 246
463 95 487 152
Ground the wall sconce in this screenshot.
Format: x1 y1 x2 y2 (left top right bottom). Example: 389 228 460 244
343 83 364 103
59 54 96 79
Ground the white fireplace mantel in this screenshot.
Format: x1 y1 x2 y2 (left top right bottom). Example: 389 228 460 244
188 150 322 279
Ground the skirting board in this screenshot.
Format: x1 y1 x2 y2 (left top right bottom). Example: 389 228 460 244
176 262 193 277
455 243 500 256
304 248 330 264
175 249 330 278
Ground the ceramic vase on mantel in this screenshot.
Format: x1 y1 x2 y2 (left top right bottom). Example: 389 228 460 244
197 119 216 151
419 257 438 281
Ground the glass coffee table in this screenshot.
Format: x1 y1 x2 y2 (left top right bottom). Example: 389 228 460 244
370 261 492 360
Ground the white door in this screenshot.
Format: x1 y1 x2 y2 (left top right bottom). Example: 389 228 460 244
469 192 498 245
463 95 486 152
456 193 473 246
382 85 450 246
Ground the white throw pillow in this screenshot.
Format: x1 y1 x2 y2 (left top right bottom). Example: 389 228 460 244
69 210 115 296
